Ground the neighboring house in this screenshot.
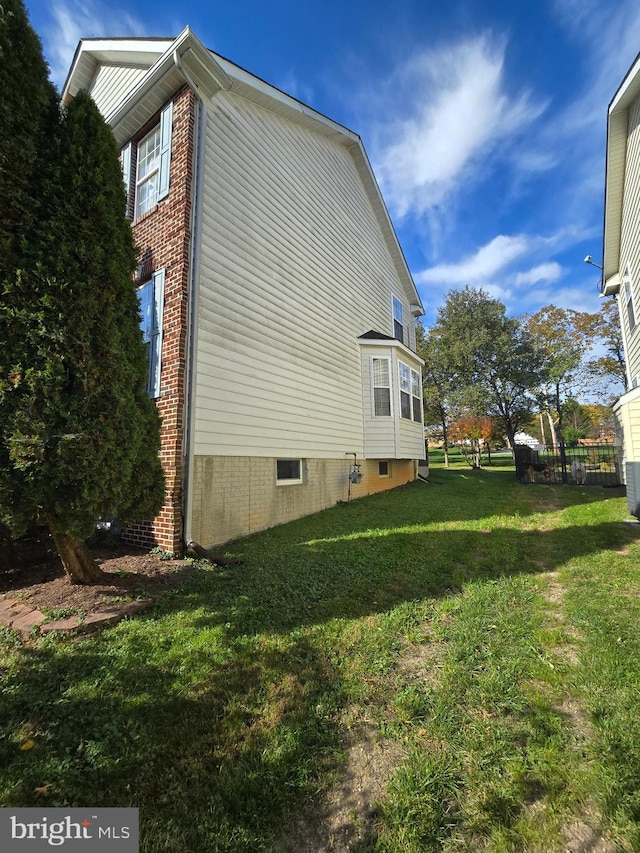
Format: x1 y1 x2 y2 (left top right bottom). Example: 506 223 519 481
602 51 640 516
62 28 426 552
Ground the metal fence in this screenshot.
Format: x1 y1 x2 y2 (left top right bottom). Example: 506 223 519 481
514 443 622 487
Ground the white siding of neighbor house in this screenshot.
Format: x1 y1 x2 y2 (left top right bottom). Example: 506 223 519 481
614 388 640 472
88 63 149 118
620 94 640 381
193 90 414 459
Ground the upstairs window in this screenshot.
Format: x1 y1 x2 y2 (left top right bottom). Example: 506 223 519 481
136 124 162 218
121 101 173 221
392 296 404 343
137 269 165 398
372 357 392 416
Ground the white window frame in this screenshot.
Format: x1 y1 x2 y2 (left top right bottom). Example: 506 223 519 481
371 356 393 417
622 264 636 333
276 459 303 485
122 101 173 221
411 367 423 424
137 269 165 399
392 296 404 343
378 460 390 478
398 361 412 420
398 361 422 422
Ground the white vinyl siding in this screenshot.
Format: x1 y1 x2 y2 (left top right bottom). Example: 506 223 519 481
623 265 636 332
619 94 640 381
137 269 165 398
194 91 416 459
88 63 148 118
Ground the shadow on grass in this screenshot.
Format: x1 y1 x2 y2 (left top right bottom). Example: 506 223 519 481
1 472 637 851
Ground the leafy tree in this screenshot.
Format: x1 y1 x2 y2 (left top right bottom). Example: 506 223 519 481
579 299 627 395
524 306 591 447
0 11 165 583
430 287 542 450
449 415 493 469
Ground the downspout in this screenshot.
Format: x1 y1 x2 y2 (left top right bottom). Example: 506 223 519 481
174 49 207 549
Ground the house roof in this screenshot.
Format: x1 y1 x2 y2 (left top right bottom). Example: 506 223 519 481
358 330 397 341
603 51 640 293
62 27 423 316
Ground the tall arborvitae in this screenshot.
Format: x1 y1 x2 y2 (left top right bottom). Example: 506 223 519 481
0 6 165 582
0 0 58 280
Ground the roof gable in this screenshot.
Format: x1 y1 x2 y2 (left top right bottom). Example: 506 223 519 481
62 28 423 316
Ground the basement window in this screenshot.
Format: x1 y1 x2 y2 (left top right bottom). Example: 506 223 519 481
378 460 390 477
276 459 303 484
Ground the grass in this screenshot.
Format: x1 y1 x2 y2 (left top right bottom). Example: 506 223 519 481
2 466 640 850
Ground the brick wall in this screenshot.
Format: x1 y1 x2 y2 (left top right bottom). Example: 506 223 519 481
124 86 195 553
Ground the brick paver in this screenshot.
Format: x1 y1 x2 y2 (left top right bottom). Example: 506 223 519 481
0 595 154 637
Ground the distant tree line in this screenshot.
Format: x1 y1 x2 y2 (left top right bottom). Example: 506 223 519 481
418 286 624 468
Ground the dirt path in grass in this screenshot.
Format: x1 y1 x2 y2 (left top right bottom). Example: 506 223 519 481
281 726 402 852
539 570 618 853
280 637 443 851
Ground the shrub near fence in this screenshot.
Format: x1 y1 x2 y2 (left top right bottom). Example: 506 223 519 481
514 443 622 487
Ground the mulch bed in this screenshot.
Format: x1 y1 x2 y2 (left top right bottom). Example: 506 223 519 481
0 542 194 617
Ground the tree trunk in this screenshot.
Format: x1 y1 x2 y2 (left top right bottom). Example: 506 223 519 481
539 412 546 447
49 527 103 584
546 410 558 452
441 418 450 468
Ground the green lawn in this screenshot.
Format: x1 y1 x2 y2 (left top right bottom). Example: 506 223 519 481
2 467 640 851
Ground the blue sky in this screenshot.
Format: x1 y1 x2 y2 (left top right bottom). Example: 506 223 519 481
23 0 640 325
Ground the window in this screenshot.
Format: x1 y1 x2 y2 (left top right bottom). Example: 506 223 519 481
392 296 404 343
137 269 165 398
136 124 162 218
121 101 173 221
399 361 422 422
622 264 636 333
378 460 390 477
372 358 392 416
411 368 423 424
276 459 303 484
399 362 411 419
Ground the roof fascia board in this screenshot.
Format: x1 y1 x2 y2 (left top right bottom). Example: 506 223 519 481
61 38 173 103
349 140 423 315
357 337 425 365
106 29 231 144
609 51 640 113
214 54 359 143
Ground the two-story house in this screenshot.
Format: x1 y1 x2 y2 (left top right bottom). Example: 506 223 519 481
62 27 426 552
602 50 640 517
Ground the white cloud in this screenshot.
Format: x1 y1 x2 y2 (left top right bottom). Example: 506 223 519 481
45 0 146 88
416 234 530 285
514 262 563 287
372 35 546 218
